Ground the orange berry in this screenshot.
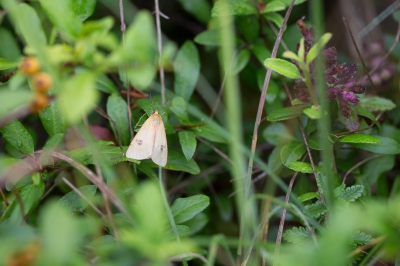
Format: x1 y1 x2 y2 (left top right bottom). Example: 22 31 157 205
32 72 52 93
20 56 40 75
30 93 49 113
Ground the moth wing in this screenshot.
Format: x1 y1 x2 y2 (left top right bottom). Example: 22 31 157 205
151 115 167 167
126 116 156 160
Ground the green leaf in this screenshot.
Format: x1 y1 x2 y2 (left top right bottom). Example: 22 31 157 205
59 185 97 211
351 230 373 246
356 105 375 121
58 71 99 124
78 16 114 42
39 0 82 39
133 113 149 132
181 212 208 236
211 0 257 16
177 0 211 24
170 96 189 123
264 58 301 79
137 163 158 183
283 227 313 245
39 133 64 165
72 0 96 21
194 125 228 144
236 15 259 43
267 105 308 121
307 134 321 150
356 105 381 132
106 94 130 146
334 184 346 197
174 41 200 101
39 101 66 136
0 57 18 70
0 28 21 61
96 74 118 94
123 11 156 63
66 141 127 165
179 131 197 161
349 136 400 155
163 150 200 174
287 161 317 174
1 120 34 155
126 63 156 90
306 33 332 64
16 3 47 49
252 43 271 64
305 200 326 218
194 29 220 46
0 89 31 117
1 181 45 223
338 134 380 144
264 12 284 28
282 51 301 62
339 185 363 202
359 96 396 112
303 107 321 119
263 122 293 145
316 172 330 198
280 141 305 166
232 49 251 74
268 145 284 174
260 1 286 13
298 192 318 202
165 225 191 241
171 195 210 224
359 155 395 189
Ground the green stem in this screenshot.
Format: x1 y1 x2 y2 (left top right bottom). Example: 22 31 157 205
303 67 319 106
158 166 188 266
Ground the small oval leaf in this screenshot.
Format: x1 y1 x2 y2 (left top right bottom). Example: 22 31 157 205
281 141 306 166
264 58 301 79
348 136 400 155
174 41 200 101
306 33 332 64
267 105 308 121
106 94 130 146
338 134 380 144
171 195 210 224
179 131 197 161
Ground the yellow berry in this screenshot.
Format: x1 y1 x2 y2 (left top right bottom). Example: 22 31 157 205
20 56 40 75
32 72 53 93
30 93 49 113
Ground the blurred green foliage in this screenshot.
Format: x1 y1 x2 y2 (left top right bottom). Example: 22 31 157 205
0 0 400 265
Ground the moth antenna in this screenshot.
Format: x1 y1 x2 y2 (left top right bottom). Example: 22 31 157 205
161 97 170 108
149 94 157 111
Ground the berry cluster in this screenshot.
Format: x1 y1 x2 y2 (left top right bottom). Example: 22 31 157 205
293 20 365 118
20 56 53 113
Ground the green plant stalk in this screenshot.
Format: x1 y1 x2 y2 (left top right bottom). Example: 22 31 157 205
216 1 248 261
310 0 335 210
158 166 188 266
302 66 319 106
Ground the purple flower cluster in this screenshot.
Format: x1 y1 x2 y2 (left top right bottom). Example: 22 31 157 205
293 20 365 118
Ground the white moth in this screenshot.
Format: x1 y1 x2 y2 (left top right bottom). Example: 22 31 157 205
126 110 167 167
